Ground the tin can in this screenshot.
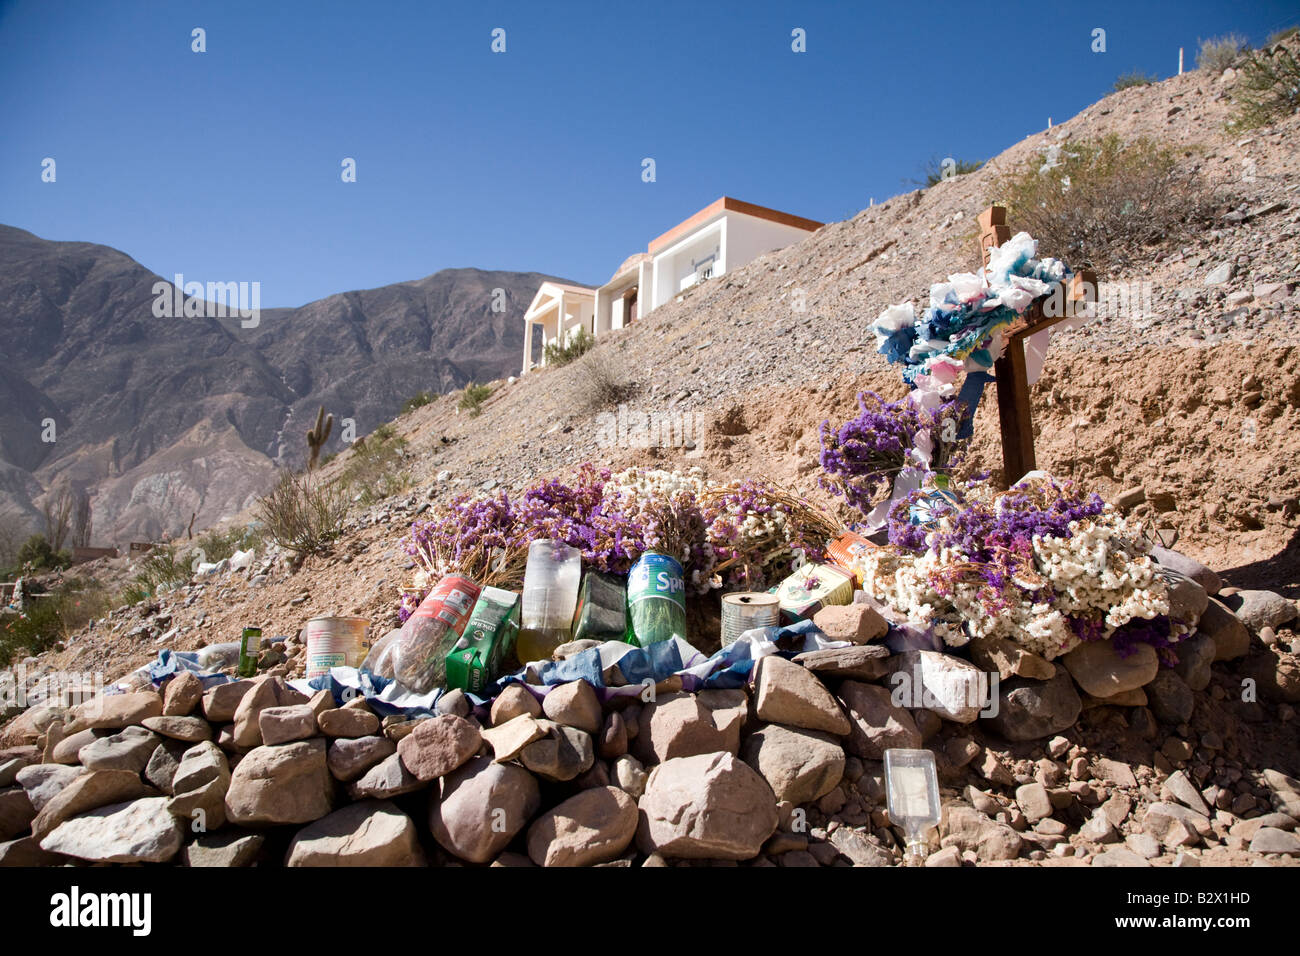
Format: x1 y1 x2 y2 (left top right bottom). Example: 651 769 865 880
720 592 780 646
304 616 372 680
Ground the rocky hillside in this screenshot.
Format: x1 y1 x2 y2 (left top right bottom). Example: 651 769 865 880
0 224 574 542
1 52 1298 870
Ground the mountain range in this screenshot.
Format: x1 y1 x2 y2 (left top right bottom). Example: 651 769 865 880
0 223 572 543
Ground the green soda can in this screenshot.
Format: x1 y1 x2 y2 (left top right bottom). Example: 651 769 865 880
238 627 261 678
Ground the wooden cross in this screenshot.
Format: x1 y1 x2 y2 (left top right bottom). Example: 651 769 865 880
977 205 1098 487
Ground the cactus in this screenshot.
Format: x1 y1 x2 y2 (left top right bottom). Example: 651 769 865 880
306 405 334 470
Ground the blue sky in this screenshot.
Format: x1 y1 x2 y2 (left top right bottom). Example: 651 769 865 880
1 0 1295 307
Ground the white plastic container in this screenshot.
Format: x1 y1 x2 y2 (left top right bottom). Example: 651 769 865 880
517 539 581 663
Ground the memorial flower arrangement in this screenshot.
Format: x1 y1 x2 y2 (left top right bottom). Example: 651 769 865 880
606 466 713 591
701 478 839 590
399 491 527 620
817 391 968 515
513 463 646 575
855 474 1182 660
872 232 1070 386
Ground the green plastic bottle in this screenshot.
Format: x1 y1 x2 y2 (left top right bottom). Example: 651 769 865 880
238 627 261 678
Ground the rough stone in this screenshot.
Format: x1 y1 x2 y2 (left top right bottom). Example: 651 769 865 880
327 735 395 782
167 740 230 830
885 650 989 723
1147 670 1195 725
141 715 212 743
753 655 851 735
162 671 204 717
286 799 425 866
481 714 545 763
838 681 921 759
0 835 63 867
397 714 481 781
792 643 891 681
984 665 1083 742
597 711 628 760
31 769 153 840
0 788 35 840
70 692 163 731
1249 827 1300 856
1226 590 1298 632
542 680 603 735
16 763 84 813
520 722 595 782
78 725 161 773
232 678 309 748
527 786 638 867
348 752 426 799
631 692 741 764
613 754 649 799
969 634 1055 681
183 831 265 867
258 705 318 745
224 739 333 825
490 684 543 724
1015 783 1053 823
318 707 381 739
41 797 184 863
1062 640 1159 698
637 752 778 860
1151 547 1221 596
1197 599 1251 661
811 603 887 643
1159 569 1209 626
144 738 189 794
1172 634 1216 692
741 723 845 805
428 756 540 864
201 680 256 724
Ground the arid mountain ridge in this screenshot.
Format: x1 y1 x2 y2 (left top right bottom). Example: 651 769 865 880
0 222 575 542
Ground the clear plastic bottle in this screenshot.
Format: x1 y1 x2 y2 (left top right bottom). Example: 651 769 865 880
884 748 941 864
516 539 581 663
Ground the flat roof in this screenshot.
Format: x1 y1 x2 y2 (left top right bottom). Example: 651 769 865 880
647 197 822 255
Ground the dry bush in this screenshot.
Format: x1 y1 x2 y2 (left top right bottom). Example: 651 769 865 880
254 471 348 555
1197 33 1250 73
993 134 1225 272
575 349 637 413
1231 37 1300 129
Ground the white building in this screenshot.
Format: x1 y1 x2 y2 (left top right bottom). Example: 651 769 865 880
522 197 821 375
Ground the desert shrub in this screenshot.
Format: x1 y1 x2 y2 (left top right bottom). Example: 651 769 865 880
1230 39 1300 129
1113 70 1156 91
915 157 983 188
993 133 1223 272
1197 33 1250 73
1 593 64 664
15 534 70 573
1268 26 1299 45
254 471 349 555
133 543 195 593
575 350 637 412
338 427 411 505
458 382 494 416
543 328 595 367
402 391 433 414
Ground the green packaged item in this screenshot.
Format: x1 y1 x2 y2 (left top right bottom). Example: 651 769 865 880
445 586 520 693
238 627 261 678
572 571 628 643
627 552 687 648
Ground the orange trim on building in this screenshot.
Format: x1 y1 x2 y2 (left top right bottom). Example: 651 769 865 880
647 197 822 254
